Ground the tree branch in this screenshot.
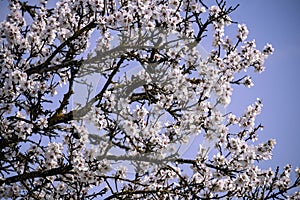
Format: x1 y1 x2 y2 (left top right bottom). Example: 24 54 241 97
0 164 73 185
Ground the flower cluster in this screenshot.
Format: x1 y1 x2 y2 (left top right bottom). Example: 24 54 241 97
0 0 299 199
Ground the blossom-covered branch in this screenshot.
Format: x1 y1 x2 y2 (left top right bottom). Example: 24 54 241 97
0 0 299 199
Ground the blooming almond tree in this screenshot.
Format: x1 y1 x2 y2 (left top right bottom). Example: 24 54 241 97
0 0 299 199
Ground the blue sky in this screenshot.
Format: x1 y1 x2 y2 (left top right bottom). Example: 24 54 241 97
228 0 300 169
0 0 299 170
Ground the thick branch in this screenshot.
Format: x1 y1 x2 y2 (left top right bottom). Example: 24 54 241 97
0 164 73 185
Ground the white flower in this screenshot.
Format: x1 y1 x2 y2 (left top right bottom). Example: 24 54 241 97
243 76 254 88
237 24 249 41
263 43 274 55
209 5 221 17
116 165 128 178
37 117 48 128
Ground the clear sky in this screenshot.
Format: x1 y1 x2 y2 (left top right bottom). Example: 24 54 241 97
0 0 299 170
228 0 300 169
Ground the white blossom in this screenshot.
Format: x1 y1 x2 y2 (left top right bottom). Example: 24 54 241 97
0 0 298 199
